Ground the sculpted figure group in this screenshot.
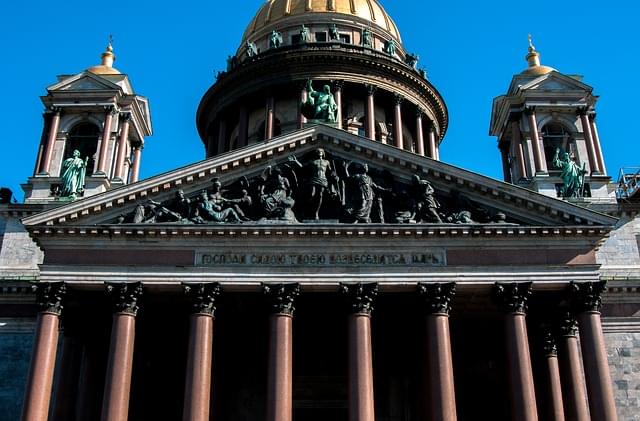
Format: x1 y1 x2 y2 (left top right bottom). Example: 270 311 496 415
118 148 511 226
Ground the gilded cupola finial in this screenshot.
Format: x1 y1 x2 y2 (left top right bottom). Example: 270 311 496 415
101 34 116 68
526 34 541 68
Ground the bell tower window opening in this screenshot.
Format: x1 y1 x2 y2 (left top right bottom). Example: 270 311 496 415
63 122 99 176
542 122 574 174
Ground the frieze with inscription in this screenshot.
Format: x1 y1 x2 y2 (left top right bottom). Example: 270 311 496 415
196 250 446 267
115 148 519 226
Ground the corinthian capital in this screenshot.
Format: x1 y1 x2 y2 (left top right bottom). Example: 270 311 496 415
570 281 606 313
33 282 66 315
183 283 222 316
418 282 456 315
263 283 300 316
340 282 378 315
106 282 143 316
493 282 532 314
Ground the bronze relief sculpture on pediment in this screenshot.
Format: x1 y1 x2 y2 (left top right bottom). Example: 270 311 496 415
115 148 516 226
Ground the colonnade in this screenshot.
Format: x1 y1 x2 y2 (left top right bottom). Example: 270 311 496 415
507 108 606 181
215 82 441 160
35 107 143 183
21 281 616 421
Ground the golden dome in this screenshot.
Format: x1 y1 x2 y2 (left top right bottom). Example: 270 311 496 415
520 35 556 76
242 0 401 43
87 40 122 75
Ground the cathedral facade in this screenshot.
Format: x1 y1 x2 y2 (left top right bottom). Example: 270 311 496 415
1 1 639 421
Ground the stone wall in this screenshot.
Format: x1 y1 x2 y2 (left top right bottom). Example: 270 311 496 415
597 214 640 270
604 319 640 421
0 318 35 420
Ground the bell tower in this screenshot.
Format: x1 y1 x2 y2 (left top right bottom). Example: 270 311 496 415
23 40 153 203
489 37 614 202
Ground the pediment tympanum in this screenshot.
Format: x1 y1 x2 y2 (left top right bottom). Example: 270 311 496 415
48 72 123 93
22 125 616 232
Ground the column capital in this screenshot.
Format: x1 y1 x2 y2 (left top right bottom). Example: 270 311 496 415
33 282 66 315
340 282 378 315
570 281 606 313
183 283 222 316
540 325 558 357
106 282 143 316
393 94 404 105
47 106 62 115
103 105 117 115
332 79 345 91
576 107 590 116
418 282 455 315
263 283 300 315
415 107 426 118
119 112 132 122
492 282 532 314
558 311 579 337
524 106 536 115
365 84 377 96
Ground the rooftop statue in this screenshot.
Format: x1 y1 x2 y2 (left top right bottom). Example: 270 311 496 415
383 38 397 56
246 41 258 58
60 150 87 200
269 30 283 49
301 79 338 123
554 148 587 198
329 24 339 41
362 28 373 48
300 25 311 43
405 53 419 69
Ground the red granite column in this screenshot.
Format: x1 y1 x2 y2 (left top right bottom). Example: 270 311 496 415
130 146 142 183
217 120 227 154
540 327 565 421
51 319 83 421
341 283 378 421
101 282 143 421
428 126 439 160
578 111 600 174
263 284 300 421
334 80 344 129
21 283 66 421
500 146 512 183
266 97 275 140
493 282 538 421
365 85 376 141
299 87 308 129
571 282 617 421
182 283 221 421
415 109 425 156
113 113 131 181
557 313 590 421
511 117 529 179
97 107 116 175
525 108 546 174
39 108 61 175
393 95 404 149
238 107 248 148
419 283 458 421
589 116 606 175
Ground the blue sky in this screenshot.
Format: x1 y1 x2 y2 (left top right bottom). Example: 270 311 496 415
1 0 637 201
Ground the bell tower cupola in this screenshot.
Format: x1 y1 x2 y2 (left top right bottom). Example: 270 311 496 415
23 39 153 203
489 36 613 203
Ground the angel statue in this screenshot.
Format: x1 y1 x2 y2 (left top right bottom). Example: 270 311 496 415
343 162 390 223
60 149 87 199
300 79 338 123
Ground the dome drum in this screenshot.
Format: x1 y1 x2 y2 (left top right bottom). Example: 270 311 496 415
197 47 447 157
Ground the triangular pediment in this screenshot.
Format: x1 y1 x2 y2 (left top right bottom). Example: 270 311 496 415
48 72 123 93
22 125 617 230
510 72 593 95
